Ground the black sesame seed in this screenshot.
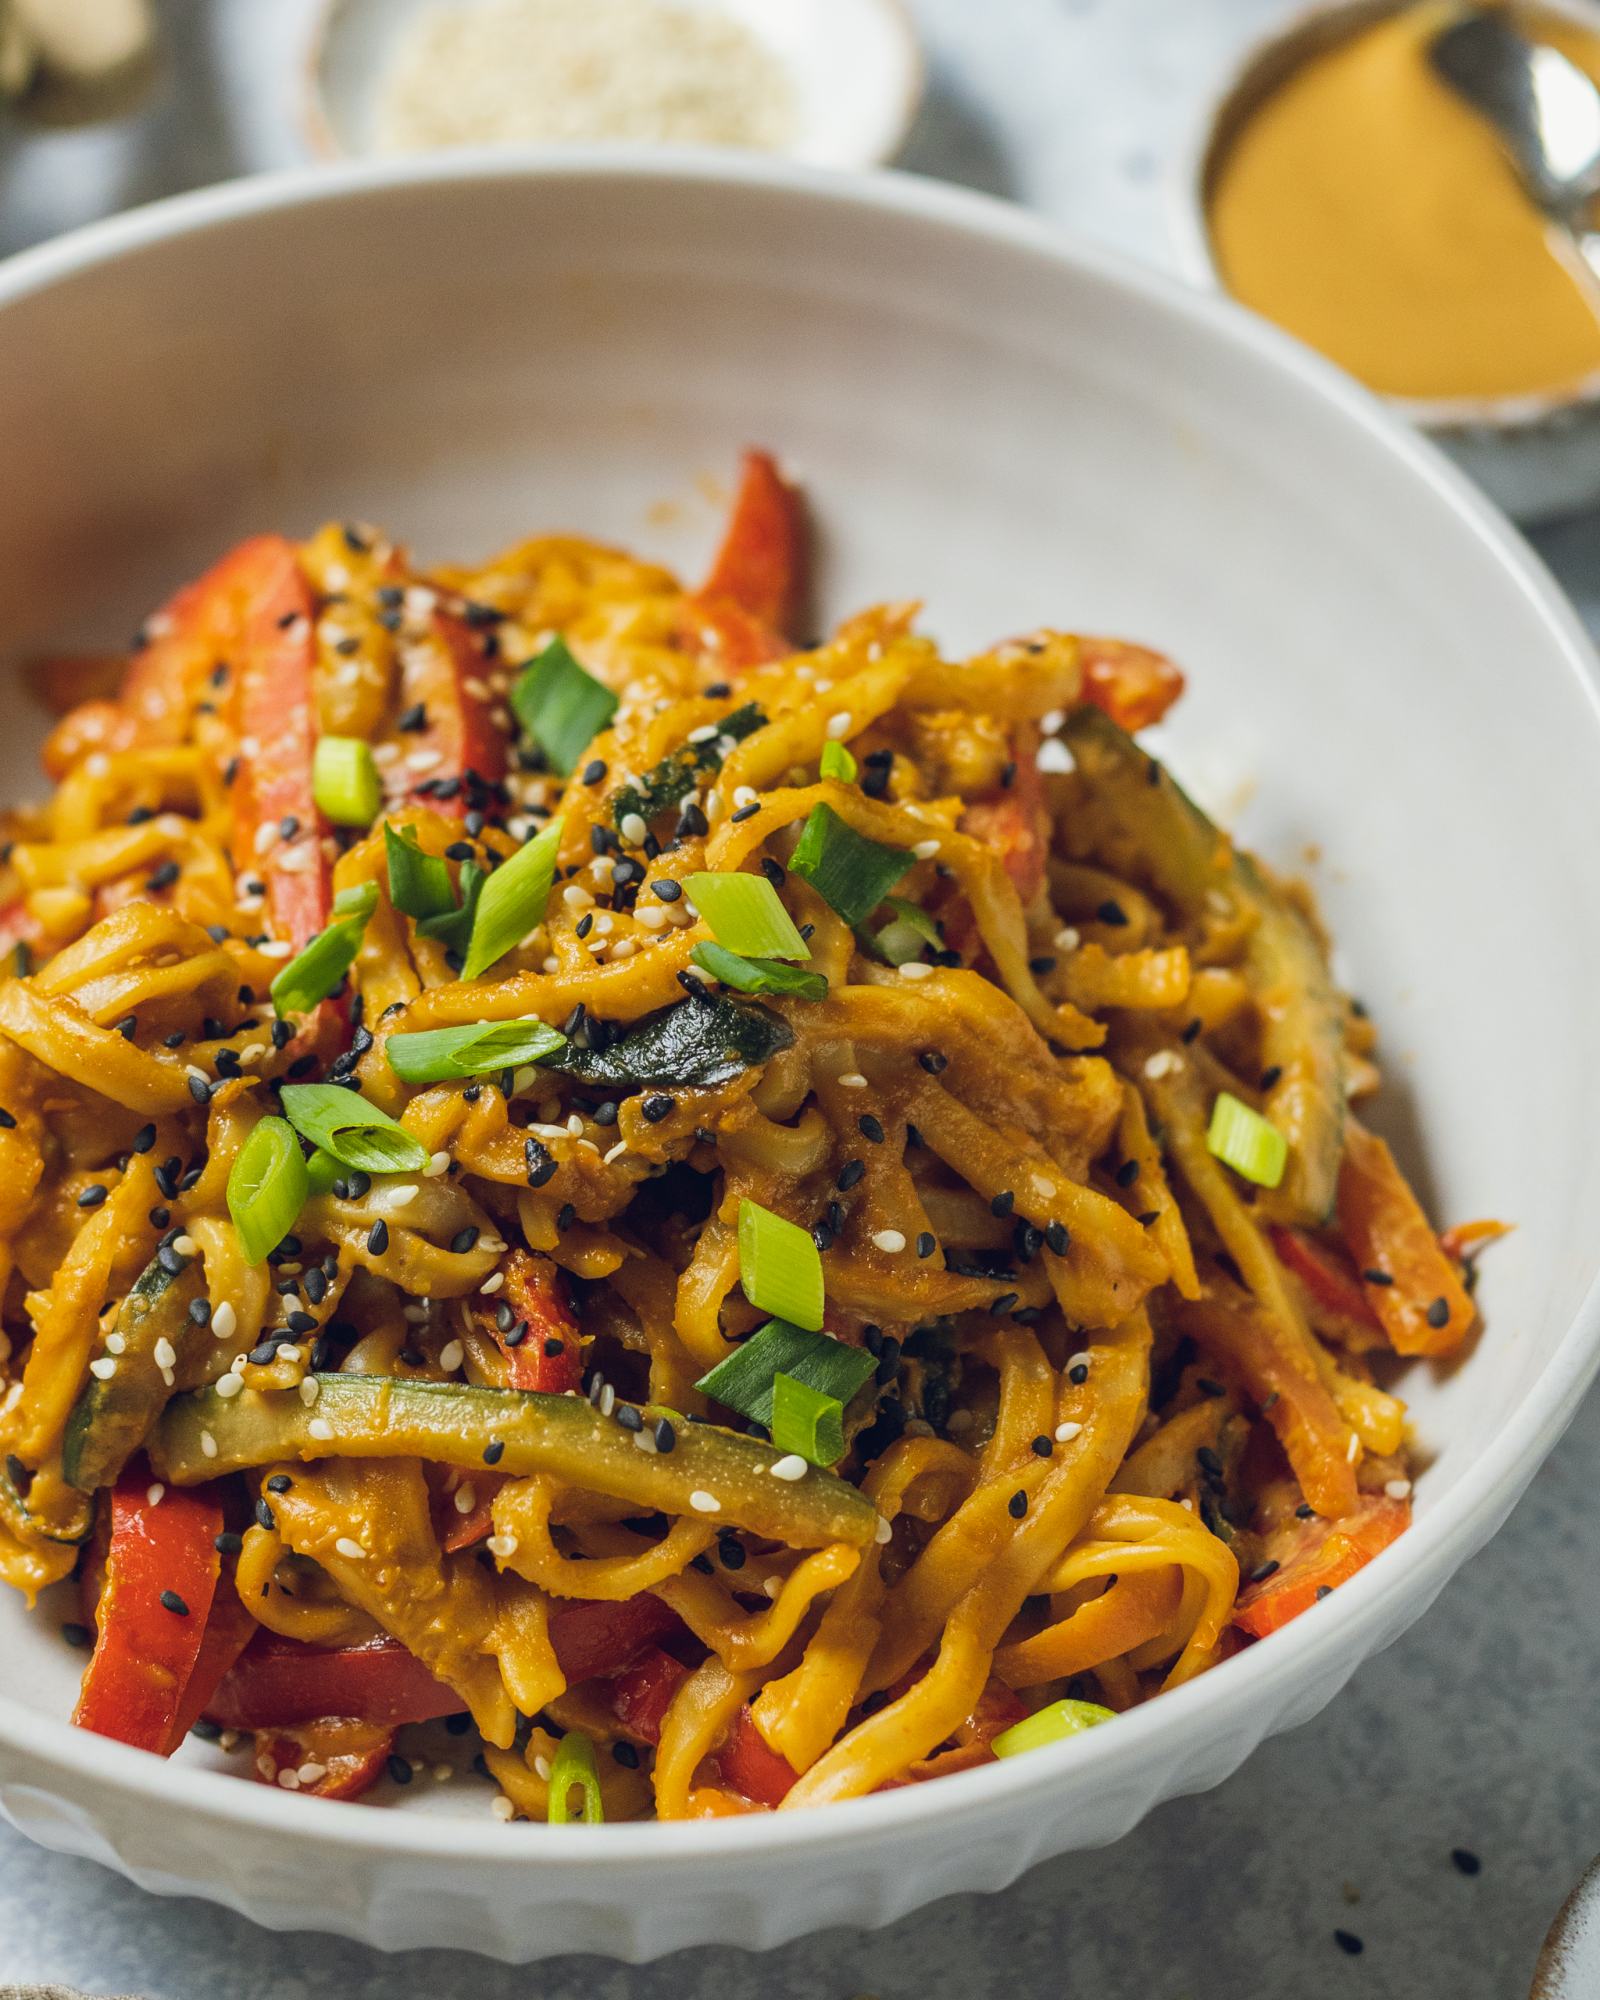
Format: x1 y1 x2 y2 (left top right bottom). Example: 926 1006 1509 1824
146 859 180 892
916 1231 936 1259
188 1298 212 1327
1096 899 1129 926
366 1218 389 1255
1260 1064 1283 1091
61 1621 93 1649
858 1114 885 1144
76 1184 108 1209
641 1093 676 1123
525 1139 557 1188
1426 1296 1451 1328
387 1754 414 1786
1030 1434 1053 1457
157 1243 187 1276
0 1108 14 1129
991 1190 1015 1217
654 1417 676 1454
1249 1559 1280 1584
214 1530 244 1556
1333 1931 1363 1957
837 1158 866 1191
1114 1158 1140 1189
254 1499 276 1532
1008 1489 1027 1518
1045 1221 1070 1256
450 1226 481 1254
1028 955 1056 975
117 1014 139 1041
1451 1847 1481 1876
1069 1363 1089 1386
917 1049 948 1075
187 1075 213 1105
483 1439 505 1465
1363 1268 1394 1286
397 703 427 733
1315 1583 1334 1601
730 801 760 823
159 1589 190 1616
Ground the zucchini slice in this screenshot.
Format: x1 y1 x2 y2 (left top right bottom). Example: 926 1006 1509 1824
63 1254 202 1494
153 1374 879 1550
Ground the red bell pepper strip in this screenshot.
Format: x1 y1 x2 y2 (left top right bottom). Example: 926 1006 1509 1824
251 1716 394 1801
1270 1226 1382 1331
874 1673 1029 1789
1337 1121 1475 1356
1078 636 1186 732
0 899 46 971
207 1593 681 1732
714 1707 800 1807
699 449 806 640
610 1644 691 1745
73 1464 226 1756
389 607 508 817
1233 1494 1410 1640
961 743 1048 908
228 540 328 953
481 1248 584 1395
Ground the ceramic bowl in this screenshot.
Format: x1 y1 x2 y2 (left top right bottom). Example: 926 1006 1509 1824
2 152 1600 1962
1533 1856 1600 1997
1171 0 1600 525
305 0 925 172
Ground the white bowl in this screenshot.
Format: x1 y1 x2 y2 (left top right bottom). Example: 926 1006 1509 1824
305 0 925 171
1170 0 1600 526
2 152 1600 1962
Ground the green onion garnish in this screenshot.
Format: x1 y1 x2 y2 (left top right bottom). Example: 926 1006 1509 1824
688 941 827 1001
610 702 767 833
304 1148 343 1198
311 736 381 826
226 1116 309 1266
991 1698 1116 1760
460 815 565 982
684 871 809 961
789 804 913 930
694 1316 875 1427
819 740 857 783
385 824 456 922
268 882 378 1018
1205 1090 1287 1190
512 638 617 777
279 1083 429 1175
869 896 940 966
386 1017 567 1084
771 1371 846 1466
546 1728 605 1824
737 1198 824 1331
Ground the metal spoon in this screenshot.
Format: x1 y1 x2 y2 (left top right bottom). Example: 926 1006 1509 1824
1430 7 1600 284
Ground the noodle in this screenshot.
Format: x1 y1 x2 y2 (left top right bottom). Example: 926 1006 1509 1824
0 452 1483 1814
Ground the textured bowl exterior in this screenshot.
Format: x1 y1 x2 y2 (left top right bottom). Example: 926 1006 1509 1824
1 154 1599 1960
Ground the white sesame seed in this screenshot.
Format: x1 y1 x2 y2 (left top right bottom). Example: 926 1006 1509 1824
486 1533 519 1559
609 939 637 961
212 1300 237 1342
1384 1478 1412 1500
299 1376 320 1405
384 1183 419 1208
214 1371 244 1400
689 1489 722 1512
825 712 852 739
732 785 758 808
562 883 595 912
898 961 933 980
631 1429 658 1453
687 723 719 744
406 747 444 774
236 1043 266 1065
252 823 278 856
533 1754 552 1782
912 838 940 861
769 1456 807 1482
89 1357 117 1381
1054 926 1081 951
481 1272 504 1296
200 1429 218 1458
105 1332 126 1356
491 1794 515 1822
425 1151 451 1177
1039 708 1066 734
1066 1351 1091 1373
297 1762 328 1786
432 1764 453 1783
603 1140 630 1165
277 1767 301 1790
874 1515 893 1545
599 1384 616 1417
1346 1432 1362 1464
403 1302 431 1323
565 1113 584 1137
837 1072 868 1089
277 1346 303 1365
1143 1050 1181 1080
335 1536 367 1560
871 1229 907 1254
634 904 668 929
1055 1421 1083 1443
1036 739 1075 775
620 813 649 847
256 940 293 960
439 1340 465 1373
153 1337 177 1371
146 1482 165 1508
454 1482 477 1515
308 1417 333 1441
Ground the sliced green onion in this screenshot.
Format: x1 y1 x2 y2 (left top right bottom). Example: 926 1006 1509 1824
385 824 456 922
460 815 565 983
226 1116 309 1266
688 941 827 1001
1206 1090 1287 1190
546 1728 605 1824
311 736 381 826
991 1698 1116 1760
512 638 617 777
268 882 378 1018
819 740 857 783
869 897 941 966
684 871 809 962
789 804 913 930
386 1017 567 1083
278 1083 429 1175
694 1317 875 1428
771 1371 846 1466
304 1148 343 1198
737 1198 824 1331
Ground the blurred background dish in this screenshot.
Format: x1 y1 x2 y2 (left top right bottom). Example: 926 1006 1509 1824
306 0 924 170
1176 0 1600 522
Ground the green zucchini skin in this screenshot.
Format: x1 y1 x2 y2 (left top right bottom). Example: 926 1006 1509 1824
152 1374 878 1550
0 1460 92 1545
1063 706 1345 1225
62 1255 200 1494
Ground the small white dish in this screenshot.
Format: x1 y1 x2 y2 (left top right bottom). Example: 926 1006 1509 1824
1533 1855 1600 1998
1171 0 1600 525
305 0 925 172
